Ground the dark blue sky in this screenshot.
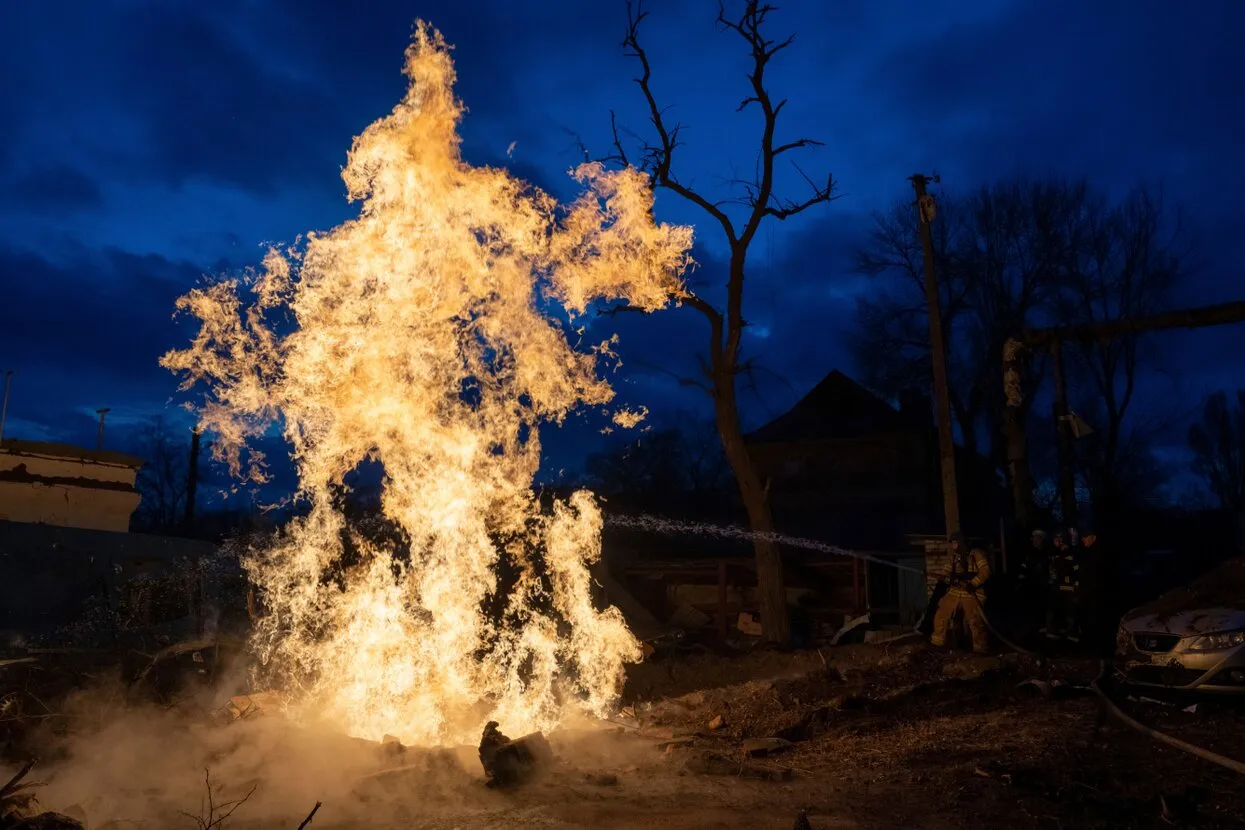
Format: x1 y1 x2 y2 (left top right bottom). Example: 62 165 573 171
1 0 1243 495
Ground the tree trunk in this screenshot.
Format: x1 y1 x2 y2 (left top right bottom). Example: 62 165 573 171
714 375 790 645
1002 338 1037 528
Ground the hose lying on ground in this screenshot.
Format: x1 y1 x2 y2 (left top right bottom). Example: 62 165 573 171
1087 660 1245 777
977 609 1035 657
975 605 1245 777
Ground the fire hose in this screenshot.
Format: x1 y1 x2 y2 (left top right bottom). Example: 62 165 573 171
974 605 1245 777
1087 661 1245 777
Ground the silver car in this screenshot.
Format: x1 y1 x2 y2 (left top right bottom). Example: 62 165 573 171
1116 557 1245 693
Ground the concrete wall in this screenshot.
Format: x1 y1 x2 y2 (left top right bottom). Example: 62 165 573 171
0 452 137 486
0 444 142 532
0 480 140 532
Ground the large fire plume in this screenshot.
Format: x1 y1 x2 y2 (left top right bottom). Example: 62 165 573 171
161 23 693 746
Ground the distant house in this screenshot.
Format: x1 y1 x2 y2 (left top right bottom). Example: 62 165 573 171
0 440 143 533
742 370 1005 623
745 369 1001 550
601 371 1003 635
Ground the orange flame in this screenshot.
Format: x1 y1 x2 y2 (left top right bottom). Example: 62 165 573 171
162 22 693 745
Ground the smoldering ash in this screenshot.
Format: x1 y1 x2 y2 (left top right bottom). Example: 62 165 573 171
162 23 693 746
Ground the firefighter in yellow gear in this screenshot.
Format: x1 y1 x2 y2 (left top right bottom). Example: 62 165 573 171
929 532 992 654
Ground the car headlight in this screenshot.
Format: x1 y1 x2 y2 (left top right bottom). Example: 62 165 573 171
1185 629 1245 652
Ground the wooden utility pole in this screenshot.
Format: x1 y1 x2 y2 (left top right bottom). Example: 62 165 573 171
910 174 961 536
0 370 12 443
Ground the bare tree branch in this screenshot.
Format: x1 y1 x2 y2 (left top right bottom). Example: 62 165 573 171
597 302 651 318
621 1 738 246
180 769 257 830
1058 182 1183 509
1188 390 1244 511
134 415 199 533
736 360 781 423
774 137 823 156
605 110 632 169
614 0 836 356
714 0 835 250
736 356 801 404
559 125 592 164
763 161 837 221
599 291 723 331
629 357 713 395
297 801 324 830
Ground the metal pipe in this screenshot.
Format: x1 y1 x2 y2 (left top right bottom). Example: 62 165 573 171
0 370 12 443
95 408 110 450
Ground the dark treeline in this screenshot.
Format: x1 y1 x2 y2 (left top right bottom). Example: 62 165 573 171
582 414 736 522
850 176 1239 535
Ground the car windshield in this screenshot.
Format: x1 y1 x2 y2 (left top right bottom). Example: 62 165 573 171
1124 557 1245 623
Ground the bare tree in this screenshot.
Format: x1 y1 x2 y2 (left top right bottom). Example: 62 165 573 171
672 413 733 497
1188 390 1245 512
958 180 1078 464
852 178 1185 526
1081 425 1168 511
133 415 192 533
1058 186 1183 514
587 428 686 497
586 415 730 503
607 1 836 643
852 180 1071 471
853 196 980 450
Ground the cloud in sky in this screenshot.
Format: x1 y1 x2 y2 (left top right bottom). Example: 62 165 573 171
1 0 1241 487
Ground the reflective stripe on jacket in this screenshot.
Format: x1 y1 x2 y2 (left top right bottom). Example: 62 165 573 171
942 547 991 597
1048 550 1081 592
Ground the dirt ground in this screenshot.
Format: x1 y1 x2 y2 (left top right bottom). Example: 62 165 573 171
3 640 1244 829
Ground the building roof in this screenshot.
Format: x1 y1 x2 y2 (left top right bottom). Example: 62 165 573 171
745 370 911 445
0 439 144 468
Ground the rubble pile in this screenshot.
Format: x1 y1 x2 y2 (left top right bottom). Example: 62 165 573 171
1 636 1242 829
0 763 83 830
611 642 1030 780
629 643 1007 732
611 640 1245 828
